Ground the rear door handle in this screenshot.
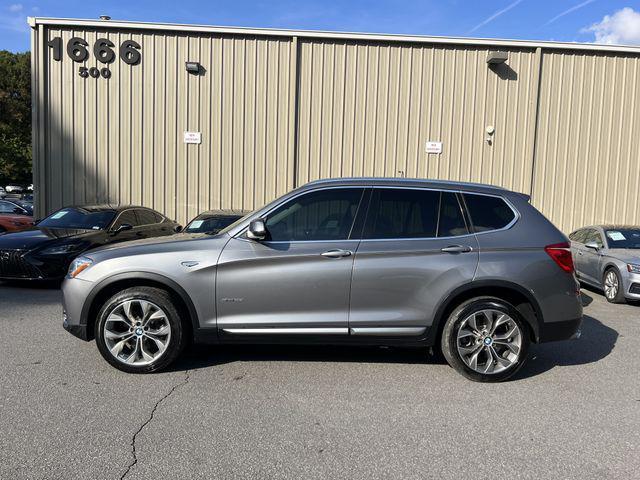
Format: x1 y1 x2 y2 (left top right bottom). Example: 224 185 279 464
321 249 353 258
441 245 473 253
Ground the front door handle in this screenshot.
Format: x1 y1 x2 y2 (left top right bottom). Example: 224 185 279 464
321 249 353 258
441 245 473 253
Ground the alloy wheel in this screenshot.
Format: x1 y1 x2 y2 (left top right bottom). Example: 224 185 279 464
604 271 619 300
103 299 172 366
456 309 522 375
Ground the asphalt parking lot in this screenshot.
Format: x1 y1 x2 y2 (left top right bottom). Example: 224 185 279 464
0 283 638 480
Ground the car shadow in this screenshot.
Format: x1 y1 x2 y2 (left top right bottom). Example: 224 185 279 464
580 291 593 307
514 314 618 380
170 312 618 380
169 343 432 372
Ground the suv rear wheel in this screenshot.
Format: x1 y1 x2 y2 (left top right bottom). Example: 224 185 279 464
441 296 530 382
95 287 187 373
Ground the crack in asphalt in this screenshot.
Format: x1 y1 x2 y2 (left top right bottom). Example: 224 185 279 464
120 370 191 480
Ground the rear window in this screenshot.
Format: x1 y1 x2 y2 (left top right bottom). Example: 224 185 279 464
463 194 515 233
38 208 116 230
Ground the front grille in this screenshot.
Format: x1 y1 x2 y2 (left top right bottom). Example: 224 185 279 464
0 250 41 279
630 283 640 295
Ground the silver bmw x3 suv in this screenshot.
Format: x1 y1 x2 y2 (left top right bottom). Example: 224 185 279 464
62 178 582 382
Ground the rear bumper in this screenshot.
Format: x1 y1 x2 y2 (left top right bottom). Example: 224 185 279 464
538 317 582 343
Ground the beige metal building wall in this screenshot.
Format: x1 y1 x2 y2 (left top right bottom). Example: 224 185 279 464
30 18 640 232
532 50 640 233
31 23 295 224
296 40 539 194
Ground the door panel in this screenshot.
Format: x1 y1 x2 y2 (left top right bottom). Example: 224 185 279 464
216 187 366 335
581 229 604 284
216 237 359 332
349 188 478 334
349 237 478 332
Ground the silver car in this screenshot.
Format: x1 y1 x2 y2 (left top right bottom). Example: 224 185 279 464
62 178 582 382
569 225 640 303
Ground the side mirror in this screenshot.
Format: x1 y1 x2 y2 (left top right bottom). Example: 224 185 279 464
585 241 600 251
174 225 183 233
247 219 267 240
112 223 133 235
13 207 23 215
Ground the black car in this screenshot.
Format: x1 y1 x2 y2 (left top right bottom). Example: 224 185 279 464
184 210 248 234
0 205 180 281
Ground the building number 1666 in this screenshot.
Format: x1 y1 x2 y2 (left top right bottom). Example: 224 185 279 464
46 36 141 78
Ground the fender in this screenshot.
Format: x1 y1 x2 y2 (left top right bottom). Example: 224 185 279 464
80 271 201 334
426 279 544 344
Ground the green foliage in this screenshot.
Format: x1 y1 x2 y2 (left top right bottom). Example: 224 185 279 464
0 50 31 186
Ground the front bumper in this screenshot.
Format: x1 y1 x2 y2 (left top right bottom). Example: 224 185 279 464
0 249 70 280
63 313 90 340
623 271 640 300
61 277 95 341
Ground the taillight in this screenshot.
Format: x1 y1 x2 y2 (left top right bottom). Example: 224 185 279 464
544 242 574 273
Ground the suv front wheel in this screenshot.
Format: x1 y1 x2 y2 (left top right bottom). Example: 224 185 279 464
95 287 187 373
441 297 530 382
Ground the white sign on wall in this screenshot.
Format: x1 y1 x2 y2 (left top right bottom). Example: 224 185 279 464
184 131 202 144
426 141 443 154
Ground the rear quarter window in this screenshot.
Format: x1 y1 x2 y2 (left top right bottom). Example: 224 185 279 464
463 194 516 233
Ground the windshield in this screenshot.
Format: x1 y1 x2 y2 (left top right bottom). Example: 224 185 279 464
186 215 242 234
218 211 255 235
605 229 640 249
13 201 33 215
38 208 116 230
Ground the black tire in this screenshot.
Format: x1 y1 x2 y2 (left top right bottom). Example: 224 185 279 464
440 296 530 382
603 268 626 304
95 287 188 373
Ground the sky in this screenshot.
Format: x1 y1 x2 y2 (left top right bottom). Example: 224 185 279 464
1 0 640 52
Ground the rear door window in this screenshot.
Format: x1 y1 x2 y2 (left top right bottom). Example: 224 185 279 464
135 209 160 226
364 188 440 239
463 194 516 233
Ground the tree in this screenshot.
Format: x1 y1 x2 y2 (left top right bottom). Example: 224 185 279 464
0 50 31 186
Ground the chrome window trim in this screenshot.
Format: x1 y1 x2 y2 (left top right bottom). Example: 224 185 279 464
233 184 520 243
359 186 519 242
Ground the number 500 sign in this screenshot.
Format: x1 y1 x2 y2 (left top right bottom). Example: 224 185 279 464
46 36 141 79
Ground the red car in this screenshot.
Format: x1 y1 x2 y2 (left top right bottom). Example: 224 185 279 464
0 199 34 234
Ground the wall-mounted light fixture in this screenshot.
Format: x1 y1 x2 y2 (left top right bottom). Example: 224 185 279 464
486 51 508 65
185 61 201 74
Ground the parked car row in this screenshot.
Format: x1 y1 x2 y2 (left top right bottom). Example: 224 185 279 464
0 205 246 281
1 178 637 382
0 184 33 196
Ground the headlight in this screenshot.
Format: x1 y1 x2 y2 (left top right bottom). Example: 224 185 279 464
41 244 84 255
68 256 94 278
627 263 640 274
